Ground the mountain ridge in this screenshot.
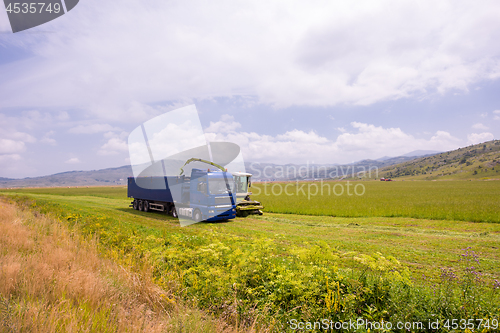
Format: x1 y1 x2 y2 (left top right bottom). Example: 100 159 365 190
377 140 500 180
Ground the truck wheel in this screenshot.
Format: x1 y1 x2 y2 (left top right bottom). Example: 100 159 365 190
193 209 202 222
143 201 149 212
133 200 138 210
138 200 144 211
171 207 178 218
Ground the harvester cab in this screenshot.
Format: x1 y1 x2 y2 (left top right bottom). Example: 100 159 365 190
232 171 264 217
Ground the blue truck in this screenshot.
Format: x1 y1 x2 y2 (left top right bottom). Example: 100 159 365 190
128 166 237 222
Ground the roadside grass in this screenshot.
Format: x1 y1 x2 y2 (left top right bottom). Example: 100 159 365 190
0 199 250 333
251 180 500 223
1 188 499 332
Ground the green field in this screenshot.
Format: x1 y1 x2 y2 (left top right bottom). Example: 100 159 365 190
252 180 500 222
1 181 499 332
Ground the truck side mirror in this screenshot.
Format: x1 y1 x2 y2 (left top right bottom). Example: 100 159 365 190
248 180 251 188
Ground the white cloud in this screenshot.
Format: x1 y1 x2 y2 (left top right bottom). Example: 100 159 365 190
103 131 118 139
335 122 413 152
472 123 489 130
494 110 500 120
205 115 462 164
467 132 494 145
65 157 81 164
98 131 129 155
277 129 329 144
69 123 121 134
40 131 57 145
427 131 461 149
0 154 22 163
0 123 37 144
8 131 36 143
0 153 27 178
0 139 26 154
98 137 128 155
205 114 242 134
1 1 500 110
335 125 460 159
18 111 58 130
0 112 69 145
57 111 70 121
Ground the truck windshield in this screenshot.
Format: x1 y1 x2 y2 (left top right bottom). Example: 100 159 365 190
208 178 233 195
234 176 248 194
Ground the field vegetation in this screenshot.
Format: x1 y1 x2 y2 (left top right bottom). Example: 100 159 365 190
0 198 249 333
1 181 499 332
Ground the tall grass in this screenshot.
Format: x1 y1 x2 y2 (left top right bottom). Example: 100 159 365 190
0 199 250 333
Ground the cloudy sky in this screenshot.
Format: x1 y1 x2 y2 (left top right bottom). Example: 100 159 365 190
1 0 499 178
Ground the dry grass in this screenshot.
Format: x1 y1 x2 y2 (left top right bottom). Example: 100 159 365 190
0 200 255 333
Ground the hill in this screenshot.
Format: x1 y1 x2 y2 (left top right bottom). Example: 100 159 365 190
0 165 132 188
378 140 500 180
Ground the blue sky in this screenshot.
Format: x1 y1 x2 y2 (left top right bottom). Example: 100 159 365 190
1 0 499 178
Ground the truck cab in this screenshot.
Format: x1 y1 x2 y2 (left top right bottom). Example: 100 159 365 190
188 169 237 221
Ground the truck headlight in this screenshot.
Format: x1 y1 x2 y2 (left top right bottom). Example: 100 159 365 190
209 210 214 213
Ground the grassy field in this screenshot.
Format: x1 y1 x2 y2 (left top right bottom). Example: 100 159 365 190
252 180 500 222
1 182 499 332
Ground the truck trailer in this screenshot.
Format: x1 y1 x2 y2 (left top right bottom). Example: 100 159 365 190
128 167 237 222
